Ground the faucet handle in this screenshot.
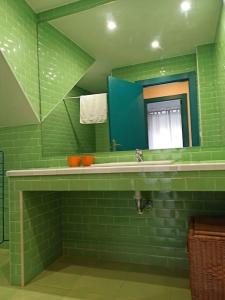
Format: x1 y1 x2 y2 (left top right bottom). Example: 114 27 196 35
136 149 143 155
111 139 121 151
135 149 143 162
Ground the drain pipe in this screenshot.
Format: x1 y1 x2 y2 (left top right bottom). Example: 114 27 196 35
134 191 143 215
134 191 153 215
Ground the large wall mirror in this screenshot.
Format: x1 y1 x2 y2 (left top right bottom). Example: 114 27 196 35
107 72 199 151
41 0 222 154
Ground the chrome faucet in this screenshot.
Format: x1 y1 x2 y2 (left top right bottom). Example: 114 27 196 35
135 149 143 162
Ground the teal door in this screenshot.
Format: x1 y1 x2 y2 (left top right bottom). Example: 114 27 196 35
108 76 147 151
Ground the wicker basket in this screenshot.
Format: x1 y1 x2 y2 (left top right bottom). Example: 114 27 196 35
188 217 225 300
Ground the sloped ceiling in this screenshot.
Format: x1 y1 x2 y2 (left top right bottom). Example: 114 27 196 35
0 51 40 127
51 0 222 93
26 0 222 93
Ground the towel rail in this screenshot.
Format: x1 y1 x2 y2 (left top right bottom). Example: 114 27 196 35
63 96 81 100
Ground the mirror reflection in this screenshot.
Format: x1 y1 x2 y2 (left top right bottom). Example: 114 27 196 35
42 0 222 153
41 86 110 156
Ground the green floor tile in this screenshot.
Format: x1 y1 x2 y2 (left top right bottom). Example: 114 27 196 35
0 251 191 300
31 270 82 290
118 281 172 300
25 283 72 298
67 275 123 299
171 287 192 300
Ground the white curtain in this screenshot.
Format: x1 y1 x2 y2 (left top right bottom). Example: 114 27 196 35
148 109 183 150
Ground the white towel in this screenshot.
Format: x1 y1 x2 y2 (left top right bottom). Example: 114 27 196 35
80 93 107 124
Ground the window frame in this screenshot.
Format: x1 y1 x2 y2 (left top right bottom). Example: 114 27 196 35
144 94 189 149
137 71 200 147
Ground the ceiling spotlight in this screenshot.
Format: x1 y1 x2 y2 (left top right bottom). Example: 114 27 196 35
181 1 191 12
107 20 117 31
151 40 160 49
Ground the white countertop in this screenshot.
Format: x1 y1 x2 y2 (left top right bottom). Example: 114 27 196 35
6 162 225 177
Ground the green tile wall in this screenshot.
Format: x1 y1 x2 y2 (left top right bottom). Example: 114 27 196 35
95 121 110 152
9 188 23 285
2 127 225 245
112 54 196 82
61 191 225 271
214 6 225 145
41 86 96 156
0 125 42 243
10 170 225 193
196 5 225 146
0 0 40 116
196 44 218 146
0 152 3 244
8 170 225 284
1 0 225 280
38 22 94 119
23 191 62 284
0 0 96 244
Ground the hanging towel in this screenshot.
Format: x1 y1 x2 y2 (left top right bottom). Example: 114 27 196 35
80 93 107 124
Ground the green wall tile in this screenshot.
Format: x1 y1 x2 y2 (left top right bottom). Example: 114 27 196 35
38 22 94 119
0 0 40 116
60 190 225 271
23 191 62 284
41 86 96 156
113 54 196 82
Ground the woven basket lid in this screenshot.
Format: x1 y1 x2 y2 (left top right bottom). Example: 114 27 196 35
192 216 225 237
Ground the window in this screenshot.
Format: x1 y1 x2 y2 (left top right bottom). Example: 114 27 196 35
147 99 183 149
145 94 189 150
139 72 200 149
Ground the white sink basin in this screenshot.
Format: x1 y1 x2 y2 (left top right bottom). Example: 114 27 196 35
91 160 173 167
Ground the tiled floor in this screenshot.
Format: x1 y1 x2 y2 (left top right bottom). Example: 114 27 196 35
0 249 191 300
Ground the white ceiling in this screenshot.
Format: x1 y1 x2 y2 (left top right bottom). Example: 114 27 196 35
26 0 222 93
26 0 80 13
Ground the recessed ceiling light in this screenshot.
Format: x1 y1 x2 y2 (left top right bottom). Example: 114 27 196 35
107 20 117 31
181 1 191 12
151 40 160 49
